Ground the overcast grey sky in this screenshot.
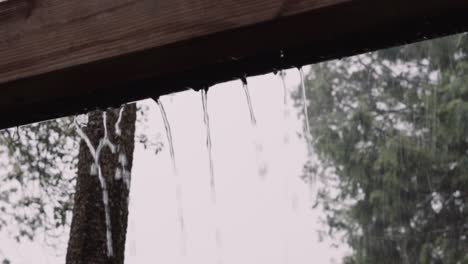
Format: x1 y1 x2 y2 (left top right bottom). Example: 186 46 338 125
0 68 348 263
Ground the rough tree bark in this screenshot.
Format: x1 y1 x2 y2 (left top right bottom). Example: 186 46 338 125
66 104 137 264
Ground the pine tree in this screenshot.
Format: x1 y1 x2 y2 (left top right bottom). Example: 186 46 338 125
299 33 468 263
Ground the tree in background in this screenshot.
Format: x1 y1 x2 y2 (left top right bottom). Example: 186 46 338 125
298 33 468 263
66 105 137 264
0 102 161 263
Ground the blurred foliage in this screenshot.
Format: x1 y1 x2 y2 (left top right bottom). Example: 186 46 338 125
297 33 468 263
0 117 78 250
0 102 161 262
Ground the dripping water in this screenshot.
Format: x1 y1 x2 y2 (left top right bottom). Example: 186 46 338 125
73 112 115 257
111 106 132 209
279 70 290 264
99 112 115 258
280 71 288 106
299 68 318 206
201 89 223 264
299 68 311 145
242 78 257 126
280 70 291 144
201 89 216 202
241 78 268 177
157 100 177 175
101 112 117 153
115 106 125 137
157 99 186 255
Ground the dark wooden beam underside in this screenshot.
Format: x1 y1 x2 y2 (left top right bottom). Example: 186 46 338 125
1 0 468 129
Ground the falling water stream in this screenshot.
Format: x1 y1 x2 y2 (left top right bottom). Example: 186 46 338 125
201 89 216 201
242 78 257 126
242 78 268 177
74 111 116 257
299 68 311 144
69 71 315 261
157 99 187 255
279 71 290 264
299 68 318 206
102 112 117 153
201 89 224 264
280 71 288 106
115 106 125 137
100 112 116 257
280 71 291 143
114 106 131 203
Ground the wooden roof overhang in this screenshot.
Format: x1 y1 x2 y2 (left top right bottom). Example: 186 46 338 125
0 0 467 128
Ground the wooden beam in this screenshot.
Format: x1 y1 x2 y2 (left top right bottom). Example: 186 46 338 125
0 0 467 129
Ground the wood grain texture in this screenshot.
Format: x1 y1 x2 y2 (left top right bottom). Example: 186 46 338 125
0 0 33 23
0 0 467 129
0 0 337 83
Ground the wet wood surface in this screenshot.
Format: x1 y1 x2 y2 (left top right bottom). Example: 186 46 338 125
0 0 467 129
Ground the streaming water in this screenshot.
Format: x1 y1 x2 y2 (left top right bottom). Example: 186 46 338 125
73 112 115 257
299 68 311 147
241 78 268 177
279 71 290 264
157 99 186 255
115 106 125 137
201 89 216 202
242 78 257 126
101 112 116 153
200 89 223 264
280 70 291 144
299 68 318 206
280 71 288 106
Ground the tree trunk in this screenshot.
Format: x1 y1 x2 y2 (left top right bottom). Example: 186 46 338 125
66 104 137 264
